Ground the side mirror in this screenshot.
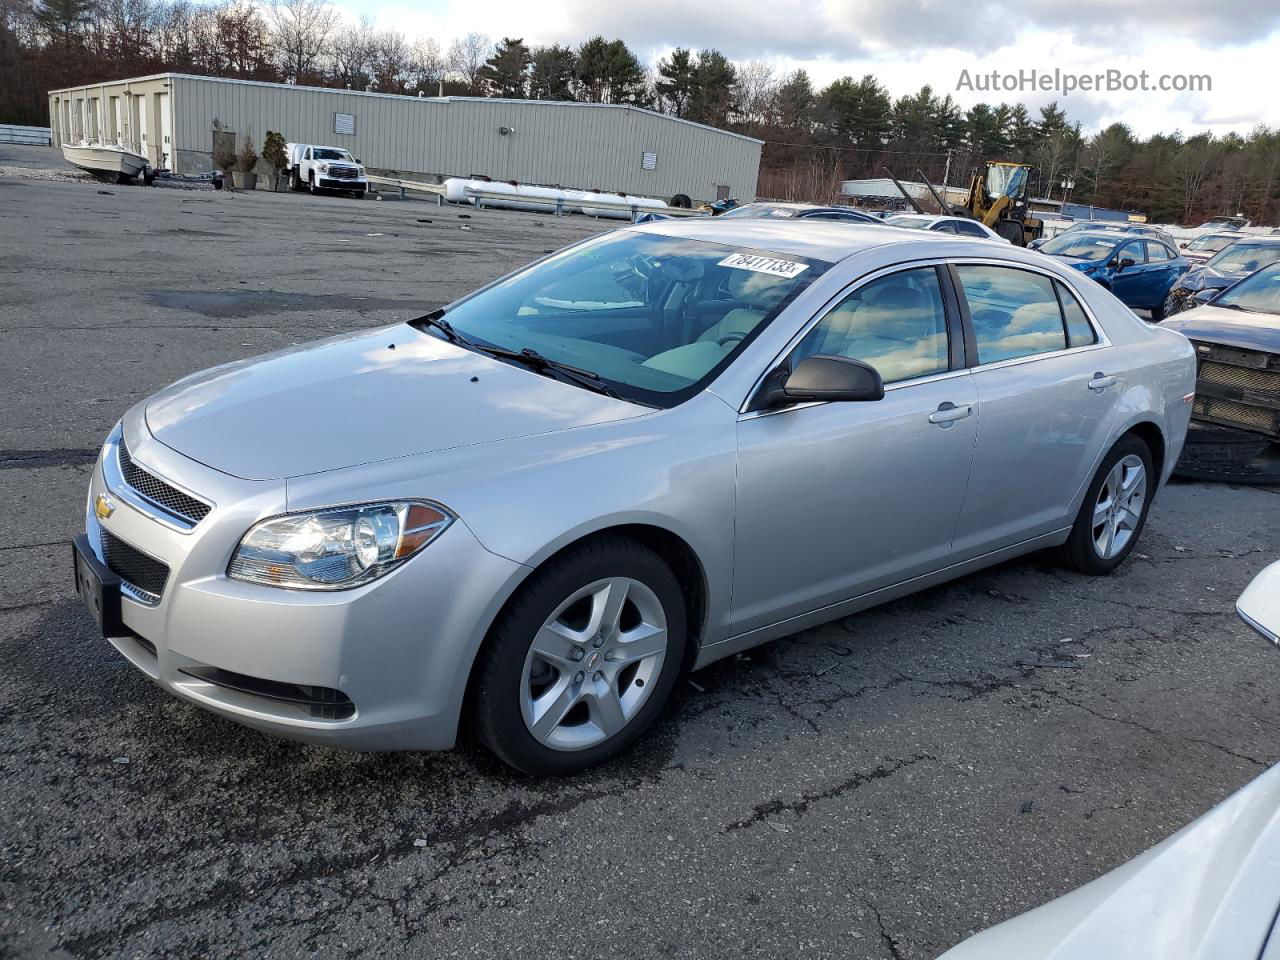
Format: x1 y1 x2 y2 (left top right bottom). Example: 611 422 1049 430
356 158 362 164
1237 560 1280 647
1116 257 1136 270
755 355 885 409
1193 288 1218 304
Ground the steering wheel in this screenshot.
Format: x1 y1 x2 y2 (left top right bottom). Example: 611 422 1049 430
717 331 747 348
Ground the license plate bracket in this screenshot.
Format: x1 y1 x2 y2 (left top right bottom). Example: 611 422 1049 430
72 535 124 636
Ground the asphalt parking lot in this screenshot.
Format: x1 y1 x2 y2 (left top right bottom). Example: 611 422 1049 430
2 143 1278 960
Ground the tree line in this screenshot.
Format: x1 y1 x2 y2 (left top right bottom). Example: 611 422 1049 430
4 0 1277 224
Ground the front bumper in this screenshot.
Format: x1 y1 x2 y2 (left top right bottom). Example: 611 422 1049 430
317 177 366 191
82 416 527 750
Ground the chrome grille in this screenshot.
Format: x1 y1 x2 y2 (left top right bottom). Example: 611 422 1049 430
117 442 211 525
327 166 358 180
101 531 170 602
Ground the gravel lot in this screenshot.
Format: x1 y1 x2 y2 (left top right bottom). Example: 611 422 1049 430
2 144 1278 960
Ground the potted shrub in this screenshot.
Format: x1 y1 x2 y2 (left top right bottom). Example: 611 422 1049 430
211 120 236 188
232 133 258 190
262 131 287 192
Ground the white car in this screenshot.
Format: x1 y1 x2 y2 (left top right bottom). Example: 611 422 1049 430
940 560 1280 960
884 214 1011 243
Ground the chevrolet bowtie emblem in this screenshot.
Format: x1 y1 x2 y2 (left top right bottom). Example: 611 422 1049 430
94 493 116 520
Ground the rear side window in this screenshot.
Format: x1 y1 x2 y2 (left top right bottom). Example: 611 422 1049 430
1057 282 1098 347
956 265 1068 363
792 267 950 384
952 221 989 238
1146 242 1171 262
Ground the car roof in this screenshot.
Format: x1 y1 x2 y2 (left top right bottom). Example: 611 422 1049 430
631 217 961 263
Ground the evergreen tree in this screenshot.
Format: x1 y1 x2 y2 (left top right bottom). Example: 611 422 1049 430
655 47 694 117
528 44 576 101
477 37 530 98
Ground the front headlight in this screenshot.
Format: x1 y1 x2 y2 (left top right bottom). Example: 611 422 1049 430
318 163 329 173
228 500 453 590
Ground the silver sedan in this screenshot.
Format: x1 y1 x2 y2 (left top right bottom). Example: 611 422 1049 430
73 221 1196 774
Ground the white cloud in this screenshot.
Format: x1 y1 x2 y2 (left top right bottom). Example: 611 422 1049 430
338 0 1277 136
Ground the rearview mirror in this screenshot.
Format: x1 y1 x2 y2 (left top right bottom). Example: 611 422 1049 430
1237 560 1280 647
755 355 885 409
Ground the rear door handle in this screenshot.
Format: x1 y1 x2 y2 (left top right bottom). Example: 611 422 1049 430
1088 373 1117 392
928 402 973 426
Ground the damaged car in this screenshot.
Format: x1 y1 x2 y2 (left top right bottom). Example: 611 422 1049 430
1165 260 1280 484
1162 237 1280 317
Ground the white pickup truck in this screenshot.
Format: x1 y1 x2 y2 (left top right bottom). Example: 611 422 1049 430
284 143 369 198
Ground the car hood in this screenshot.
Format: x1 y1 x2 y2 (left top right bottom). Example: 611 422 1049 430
940 763 1280 960
1162 305 1280 351
145 325 648 480
1179 266 1238 291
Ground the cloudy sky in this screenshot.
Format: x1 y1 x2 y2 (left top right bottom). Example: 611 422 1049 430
337 0 1278 138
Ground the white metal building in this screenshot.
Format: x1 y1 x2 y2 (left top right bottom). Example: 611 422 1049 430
47 73 762 204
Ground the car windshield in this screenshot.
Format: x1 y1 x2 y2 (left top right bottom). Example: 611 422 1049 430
314 148 351 161
1040 234 1117 260
985 164 1026 199
1186 234 1236 253
425 230 828 407
885 216 932 229
717 204 800 220
1213 262 1280 315
1205 243 1280 275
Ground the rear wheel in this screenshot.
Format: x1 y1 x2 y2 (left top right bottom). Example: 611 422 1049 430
472 537 687 775
995 220 1025 245
1058 435 1154 574
288 168 301 191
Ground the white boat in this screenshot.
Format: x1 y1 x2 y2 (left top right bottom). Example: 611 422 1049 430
61 140 150 182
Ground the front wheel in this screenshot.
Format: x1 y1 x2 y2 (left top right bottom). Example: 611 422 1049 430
1058 435 1154 575
472 537 687 775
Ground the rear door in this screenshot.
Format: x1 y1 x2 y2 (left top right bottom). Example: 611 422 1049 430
950 263 1120 557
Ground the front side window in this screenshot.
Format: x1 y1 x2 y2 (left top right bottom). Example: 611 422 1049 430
789 267 950 384
1115 241 1146 265
433 231 827 407
957 265 1068 364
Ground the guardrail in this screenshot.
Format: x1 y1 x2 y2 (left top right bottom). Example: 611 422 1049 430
365 175 705 220
0 124 52 146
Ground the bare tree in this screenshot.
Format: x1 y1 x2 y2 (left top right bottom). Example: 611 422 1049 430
370 28 410 92
329 14 374 89
735 59 777 128
268 0 336 84
447 31 488 94
411 36 446 94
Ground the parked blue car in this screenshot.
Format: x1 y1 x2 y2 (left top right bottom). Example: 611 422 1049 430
1163 237 1280 317
1036 231 1190 320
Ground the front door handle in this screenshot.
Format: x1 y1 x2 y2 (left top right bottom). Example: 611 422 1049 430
1088 373 1117 392
928 402 973 426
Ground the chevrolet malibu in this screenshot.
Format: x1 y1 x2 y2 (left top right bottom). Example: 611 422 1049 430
73 221 1196 774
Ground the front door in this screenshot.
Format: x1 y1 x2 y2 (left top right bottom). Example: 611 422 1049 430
732 265 978 634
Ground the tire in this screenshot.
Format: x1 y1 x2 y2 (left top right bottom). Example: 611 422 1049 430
472 536 687 775
1058 435 1155 575
1149 301 1166 322
995 220 1024 245
669 193 692 209
288 169 301 191
308 174 318 195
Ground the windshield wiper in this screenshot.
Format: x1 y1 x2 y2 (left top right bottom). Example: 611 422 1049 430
470 344 623 400
409 308 471 346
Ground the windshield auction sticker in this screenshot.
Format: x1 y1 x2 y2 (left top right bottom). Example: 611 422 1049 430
718 254 810 279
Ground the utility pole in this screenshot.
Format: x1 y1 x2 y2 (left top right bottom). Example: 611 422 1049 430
941 149 952 195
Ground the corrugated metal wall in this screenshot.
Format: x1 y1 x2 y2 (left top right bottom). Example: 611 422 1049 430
167 75 759 202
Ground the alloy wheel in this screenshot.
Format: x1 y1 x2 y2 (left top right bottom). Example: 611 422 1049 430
520 577 668 751
1092 454 1147 559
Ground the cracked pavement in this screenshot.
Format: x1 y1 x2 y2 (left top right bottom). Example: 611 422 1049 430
2 145 1279 959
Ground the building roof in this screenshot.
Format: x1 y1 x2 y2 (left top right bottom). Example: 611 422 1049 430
46 72 763 145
